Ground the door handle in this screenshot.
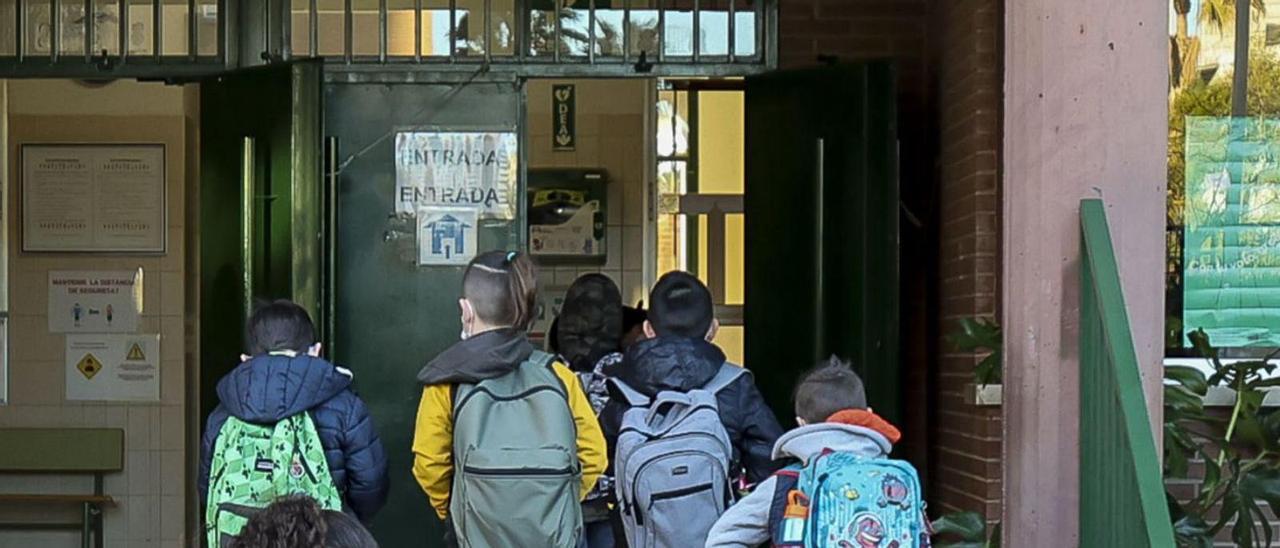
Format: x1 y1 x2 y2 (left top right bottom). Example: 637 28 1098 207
814 138 826 355
241 137 256 320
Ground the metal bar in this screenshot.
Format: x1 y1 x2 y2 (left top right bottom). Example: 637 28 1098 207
413 0 421 61
553 0 560 63
14 0 22 62
483 0 491 62
92 476 103 548
813 137 825 353
622 0 629 62
262 0 269 58
707 209 726 305
325 137 339 353
283 0 293 59
310 0 318 57
448 0 455 59
692 0 699 62
656 0 663 62
587 0 594 64
118 0 126 62
344 0 352 62
378 0 387 62
52 0 60 61
80 502 89 548
85 0 94 61
188 0 197 59
153 0 162 60
241 137 256 322
728 0 735 62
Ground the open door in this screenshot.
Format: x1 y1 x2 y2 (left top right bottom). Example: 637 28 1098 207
744 63 900 427
198 61 325 424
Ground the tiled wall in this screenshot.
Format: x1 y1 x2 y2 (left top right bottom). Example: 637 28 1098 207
526 79 652 311
0 80 191 548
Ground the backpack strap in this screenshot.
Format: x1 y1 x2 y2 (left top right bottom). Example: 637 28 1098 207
608 378 650 407
767 465 803 546
703 362 748 394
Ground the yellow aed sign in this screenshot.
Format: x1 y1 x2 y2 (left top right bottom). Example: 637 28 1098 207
126 343 146 361
77 353 103 380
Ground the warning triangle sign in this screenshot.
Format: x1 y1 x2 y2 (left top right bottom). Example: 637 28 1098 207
77 354 103 379
126 343 146 361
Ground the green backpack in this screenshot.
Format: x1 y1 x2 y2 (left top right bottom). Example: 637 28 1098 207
204 413 342 547
450 351 583 548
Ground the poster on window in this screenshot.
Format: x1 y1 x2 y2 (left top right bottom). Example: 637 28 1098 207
395 131 519 221
1183 116 1280 348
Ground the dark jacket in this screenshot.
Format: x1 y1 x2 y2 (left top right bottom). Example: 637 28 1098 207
198 355 389 522
600 336 785 484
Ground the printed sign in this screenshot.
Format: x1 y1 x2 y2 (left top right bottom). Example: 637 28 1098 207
418 207 479 266
48 270 143 333
395 131 518 220
65 333 160 402
22 144 166 253
553 85 576 151
531 200 603 257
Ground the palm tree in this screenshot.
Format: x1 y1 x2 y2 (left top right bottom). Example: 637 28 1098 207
1170 0 1265 95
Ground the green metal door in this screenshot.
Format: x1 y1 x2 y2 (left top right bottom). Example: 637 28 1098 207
324 80 524 546
744 63 900 428
199 61 325 424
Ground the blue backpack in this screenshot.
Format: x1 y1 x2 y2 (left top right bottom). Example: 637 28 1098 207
768 451 930 548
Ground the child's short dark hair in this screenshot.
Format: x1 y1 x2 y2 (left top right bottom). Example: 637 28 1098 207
794 356 868 424
245 300 316 356
648 272 713 338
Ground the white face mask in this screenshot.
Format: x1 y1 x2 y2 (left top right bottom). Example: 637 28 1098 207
460 329 470 341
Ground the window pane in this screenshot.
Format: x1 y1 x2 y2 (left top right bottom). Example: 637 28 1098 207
531 0 591 57
352 0 377 56
196 0 216 56
656 89 689 157
697 90 744 193
663 0 691 56
386 0 413 56
316 0 344 56
162 0 189 56
58 1 84 56
593 5 622 56
700 0 728 56
0 1 13 55
127 0 154 56
291 0 310 55
713 325 744 365
25 0 49 54
734 0 755 57
454 0 484 55
629 0 658 58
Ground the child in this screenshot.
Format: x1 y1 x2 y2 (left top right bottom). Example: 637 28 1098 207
553 273 626 547
704 357 929 548
601 271 784 546
412 251 607 548
199 300 389 545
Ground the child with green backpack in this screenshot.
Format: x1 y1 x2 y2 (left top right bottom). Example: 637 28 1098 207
704 357 932 548
411 251 607 548
199 300 389 547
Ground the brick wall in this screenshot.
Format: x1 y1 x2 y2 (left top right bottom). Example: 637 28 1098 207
930 0 1003 522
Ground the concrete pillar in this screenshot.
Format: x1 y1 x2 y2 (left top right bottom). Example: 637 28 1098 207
1001 0 1167 545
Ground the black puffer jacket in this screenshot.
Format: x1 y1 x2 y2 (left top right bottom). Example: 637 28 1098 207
198 355 389 522
599 336 785 483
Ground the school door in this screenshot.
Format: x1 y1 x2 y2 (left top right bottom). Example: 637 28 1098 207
324 79 523 546
743 63 900 427
197 60 326 430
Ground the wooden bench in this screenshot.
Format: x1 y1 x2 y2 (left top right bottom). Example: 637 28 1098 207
0 428 124 548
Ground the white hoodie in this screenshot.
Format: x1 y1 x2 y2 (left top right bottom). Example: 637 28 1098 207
704 422 894 548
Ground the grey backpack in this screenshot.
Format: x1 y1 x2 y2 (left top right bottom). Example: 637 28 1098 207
451 351 583 548
611 363 747 548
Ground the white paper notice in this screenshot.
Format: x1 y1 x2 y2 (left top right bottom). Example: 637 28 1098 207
48 270 143 333
23 144 165 252
395 132 518 220
65 333 160 402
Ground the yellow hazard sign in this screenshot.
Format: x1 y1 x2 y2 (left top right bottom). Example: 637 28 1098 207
77 354 103 380
126 343 146 361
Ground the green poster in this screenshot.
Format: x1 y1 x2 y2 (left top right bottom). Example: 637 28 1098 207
1184 116 1280 347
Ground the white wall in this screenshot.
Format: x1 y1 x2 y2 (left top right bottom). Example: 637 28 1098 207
0 79 191 548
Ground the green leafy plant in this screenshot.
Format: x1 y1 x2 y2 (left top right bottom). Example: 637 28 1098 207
1165 329 1280 547
947 318 1002 385
931 512 1001 548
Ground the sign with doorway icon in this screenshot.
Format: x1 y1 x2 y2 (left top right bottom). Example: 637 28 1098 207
65 334 159 402
418 207 479 266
